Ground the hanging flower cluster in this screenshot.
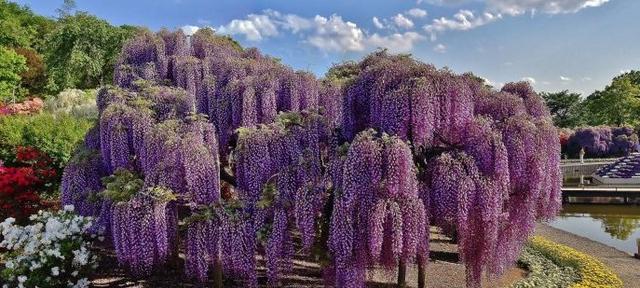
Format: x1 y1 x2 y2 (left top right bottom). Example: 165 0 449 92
328 130 428 287
233 111 329 285
338 51 562 287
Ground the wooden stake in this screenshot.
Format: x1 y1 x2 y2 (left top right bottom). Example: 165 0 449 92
397 260 407 288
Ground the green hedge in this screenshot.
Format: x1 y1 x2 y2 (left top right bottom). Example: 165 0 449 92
0 112 93 168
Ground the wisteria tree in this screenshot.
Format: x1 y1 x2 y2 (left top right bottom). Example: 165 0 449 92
61 29 561 288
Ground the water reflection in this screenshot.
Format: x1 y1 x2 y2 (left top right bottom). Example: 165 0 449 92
598 217 640 240
550 204 640 255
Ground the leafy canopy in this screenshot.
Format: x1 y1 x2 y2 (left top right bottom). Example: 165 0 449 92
44 12 142 93
583 72 640 126
541 90 584 128
0 46 27 102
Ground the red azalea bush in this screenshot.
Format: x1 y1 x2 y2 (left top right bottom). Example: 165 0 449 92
0 97 44 116
0 146 57 222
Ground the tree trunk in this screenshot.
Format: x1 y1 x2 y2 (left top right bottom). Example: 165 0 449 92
417 258 426 288
212 256 223 288
397 260 407 288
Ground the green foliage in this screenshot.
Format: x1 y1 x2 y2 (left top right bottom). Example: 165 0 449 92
583 72 640 126
146 186 177 202
276 111 304 128
257 182 278 209
194 27 243 52
0 0 56 51
324 60 359 84
0 112 93 168
512 246 579 288
541 90 585 128
44 12 141 93
100 168 144 203
0 46 27 102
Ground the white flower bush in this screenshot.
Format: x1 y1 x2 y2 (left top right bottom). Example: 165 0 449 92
44 89 98 119
0 205 99 288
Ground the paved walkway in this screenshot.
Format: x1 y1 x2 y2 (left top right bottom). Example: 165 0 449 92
535 223 640 288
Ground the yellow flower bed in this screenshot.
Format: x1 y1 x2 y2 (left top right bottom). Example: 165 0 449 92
529 236 623 288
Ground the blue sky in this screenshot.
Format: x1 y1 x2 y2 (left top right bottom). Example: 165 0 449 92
14 0 640 95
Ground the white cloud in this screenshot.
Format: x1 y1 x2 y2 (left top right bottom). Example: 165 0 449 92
582 76 592 81
420 1 608 39
419 0 470 5
424 10 501 40
560 75 572 81
407 8 428 18
307 15 365 52
366 32 425 53
433 43 447 53
620 69 632 75
180 25 200 36
217 13 279 41
522 76 536 84
372 17 386 29
486 0 610 16
393 13 415 29
219 10 427 53
263 10 313 33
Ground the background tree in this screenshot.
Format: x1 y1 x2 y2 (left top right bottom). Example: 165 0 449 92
612 70 640 85
0 0 56 52
541 90 584 128
44 12 141 93
13 47 46 95
56 0 76 18
583 76 640 126
0 46 27 102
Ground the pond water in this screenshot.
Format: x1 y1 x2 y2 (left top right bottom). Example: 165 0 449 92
549 204 640 255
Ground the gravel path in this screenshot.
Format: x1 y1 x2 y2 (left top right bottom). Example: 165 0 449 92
535 223 640 288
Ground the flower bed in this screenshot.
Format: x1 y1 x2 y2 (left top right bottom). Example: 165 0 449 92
527 236 623 288
0 206 99 288
512 246 579 287
0 98 44 116
0 147 57 222
0 113 93 170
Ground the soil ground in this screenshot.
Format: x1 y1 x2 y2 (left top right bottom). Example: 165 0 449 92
91 226 527 287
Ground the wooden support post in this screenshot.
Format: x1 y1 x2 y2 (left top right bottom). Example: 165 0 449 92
397 260 407 288
417 259 426 288
213 256 223 288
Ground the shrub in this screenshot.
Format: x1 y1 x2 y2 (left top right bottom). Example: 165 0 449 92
44 89 98 120
0 97 44 116
0 46 27 103
0 146 57 222
0 113 93 169
528 236 623 288
512 246 579 288
0 206 99 288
